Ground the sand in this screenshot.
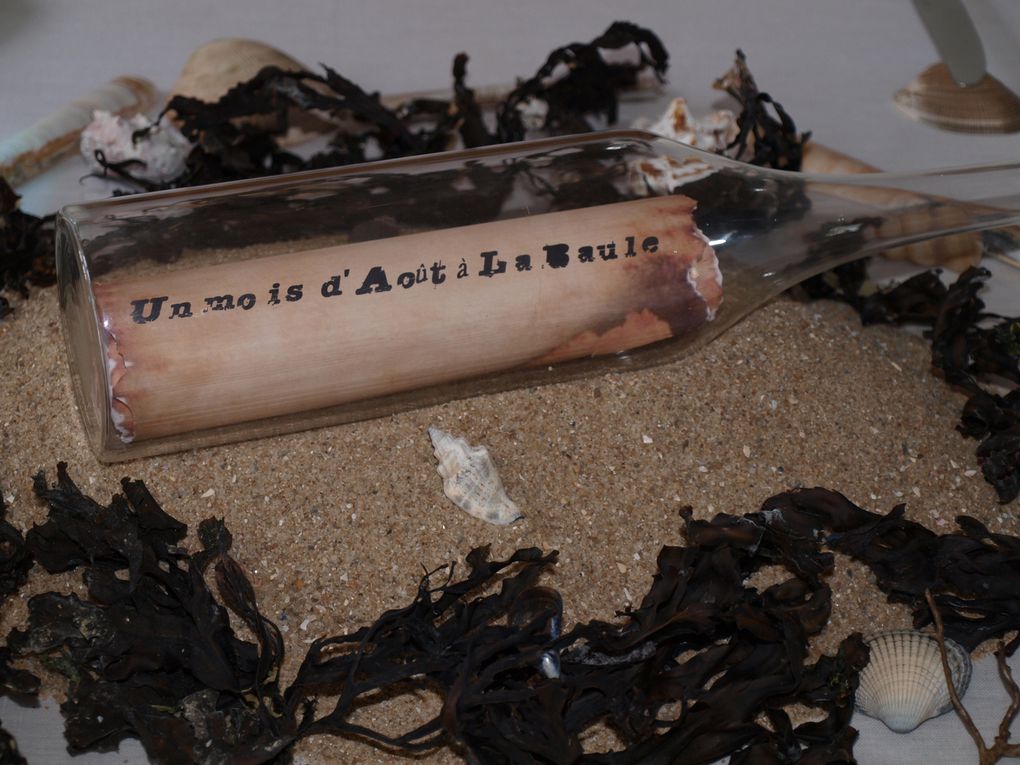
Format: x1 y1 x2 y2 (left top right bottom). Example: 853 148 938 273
0 283 1014 763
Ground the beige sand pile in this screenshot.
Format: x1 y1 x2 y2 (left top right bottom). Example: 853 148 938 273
0 286 1012 763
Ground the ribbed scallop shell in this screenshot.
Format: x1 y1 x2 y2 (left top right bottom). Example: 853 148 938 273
856 629 972 733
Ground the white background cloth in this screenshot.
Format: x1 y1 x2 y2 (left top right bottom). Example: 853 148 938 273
2 1 1020 763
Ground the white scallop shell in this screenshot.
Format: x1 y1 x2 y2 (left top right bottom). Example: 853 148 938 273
428 427 522 525
856 629 972 733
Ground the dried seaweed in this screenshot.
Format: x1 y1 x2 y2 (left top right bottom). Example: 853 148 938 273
95 21 667 196
495 21 668 142
0 492 36 764
0 724 26 765
0 495 31 604
794 264 1020 502
0 178 56 317
714 49 809 171
9 466 1020 763
686 51 811 242
928 591 1020 765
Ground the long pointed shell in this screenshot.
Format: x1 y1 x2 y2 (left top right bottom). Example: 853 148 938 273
428 427 522 525
0 76 156 187
894 63 1020 134
855 629 972 733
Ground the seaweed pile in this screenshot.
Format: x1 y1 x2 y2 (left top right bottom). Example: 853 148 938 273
102 21 668 192
0 492 35 765
0 179 54 319
795 263 1020 503
0 466 1017 764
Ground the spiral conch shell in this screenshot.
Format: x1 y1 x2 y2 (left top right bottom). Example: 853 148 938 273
855 629 972 733
428 427 522 525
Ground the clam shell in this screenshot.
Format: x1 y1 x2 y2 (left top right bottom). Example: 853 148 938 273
428 427 522 525
894 63 1020 133
855 629 972 733
167 38 333 145
168 38 309 104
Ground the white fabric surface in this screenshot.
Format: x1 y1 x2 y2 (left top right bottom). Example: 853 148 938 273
1 1 1020 763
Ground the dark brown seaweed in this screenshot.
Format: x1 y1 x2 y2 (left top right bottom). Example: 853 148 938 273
0 179 55 317
0 492 36 764
11 466 1020 764
794 265 1020 502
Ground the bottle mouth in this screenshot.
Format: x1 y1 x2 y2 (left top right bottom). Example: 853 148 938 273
56 213 116 460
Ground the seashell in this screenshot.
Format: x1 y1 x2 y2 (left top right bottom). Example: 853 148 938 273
855 629 972 733
428 427 522 525
627 155 715 196
80 111 192 184
167 38 333 145
168 38 309 104
894 63 1020 134
0 76 156 187
639 97 738 153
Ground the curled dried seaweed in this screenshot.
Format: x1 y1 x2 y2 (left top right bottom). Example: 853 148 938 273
6 466 870 764
686 51 812 241
96 21 667 197
495 21 668 142
0 491 36 764
928 591 1020 765
9 468 1020 763
0 494 31 603
0 178 55 316
794 264 1020 502
713 49 809 171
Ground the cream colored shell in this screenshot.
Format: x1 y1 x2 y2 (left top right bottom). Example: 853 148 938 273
169 38 309 104
428 427 522 525
895 63 1020 134
856 629 972 733
168 38 333 145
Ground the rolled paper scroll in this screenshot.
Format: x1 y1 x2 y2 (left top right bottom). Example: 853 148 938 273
91 195 721 443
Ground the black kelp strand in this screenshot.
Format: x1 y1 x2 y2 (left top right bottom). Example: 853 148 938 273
7 468 1020 763
0 491 36 763
0 178 55 314
794 265 1020 502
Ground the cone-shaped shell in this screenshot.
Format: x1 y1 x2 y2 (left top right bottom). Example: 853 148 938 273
894 63 1020 133
428 427 522 525
856 629 972 733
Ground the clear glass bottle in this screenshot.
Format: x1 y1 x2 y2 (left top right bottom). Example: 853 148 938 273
57 129 1020 460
